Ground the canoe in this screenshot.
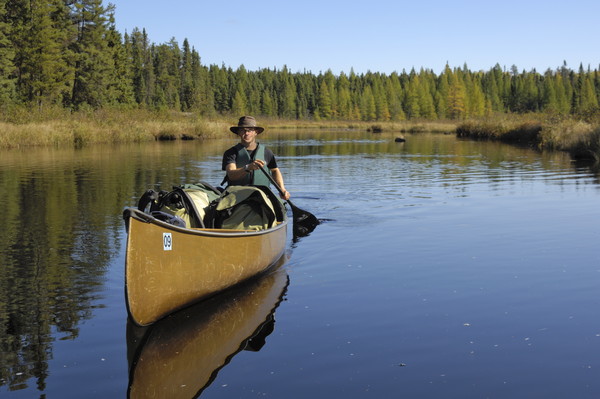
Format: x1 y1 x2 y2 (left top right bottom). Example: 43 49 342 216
127 266 289 398
123 185 288 326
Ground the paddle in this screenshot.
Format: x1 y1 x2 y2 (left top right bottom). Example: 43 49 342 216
257 165 320 237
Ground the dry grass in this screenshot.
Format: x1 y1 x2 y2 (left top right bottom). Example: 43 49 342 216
0 108 226 148
264 118 458 134
0 111 462 148
2 108 598 163
456 114 600 161
540 120 600 161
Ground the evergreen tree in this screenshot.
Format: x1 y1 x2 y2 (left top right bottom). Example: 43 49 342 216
190 48 213 115
360 85 376 121
542 69 559 114
317 80 332 118
416 72 436 119
466 74 485 117
277 66 296 118
152 39 181 109
71 0 117 108
0 0 15 104
130 28 154 106
261 89 275 116
336 72 352 119
106 23 134 106
554 72 571 114
231 89 246 115
404 75 420 119
446 70 466 119
575 71 599 116
209 63 230 113
180 38 194 110
385 73 404 120
11 0 75 107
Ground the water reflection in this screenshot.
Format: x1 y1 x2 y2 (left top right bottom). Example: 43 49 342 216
0 147 124 391
126 266 289 398
0 131 598 396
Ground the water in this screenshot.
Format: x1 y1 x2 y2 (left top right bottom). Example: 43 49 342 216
0 131 599 398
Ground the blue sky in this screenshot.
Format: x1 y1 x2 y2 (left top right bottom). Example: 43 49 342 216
109 0 599 75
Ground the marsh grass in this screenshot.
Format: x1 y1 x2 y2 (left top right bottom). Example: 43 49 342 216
263 119 457 134
540 120 600 162
0 108 461 148
457 114 600 162
2 108 598 162
0 108 226 148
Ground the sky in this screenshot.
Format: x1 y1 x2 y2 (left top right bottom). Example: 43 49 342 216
108 0 600 76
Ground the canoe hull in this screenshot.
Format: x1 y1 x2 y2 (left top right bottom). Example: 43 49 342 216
127 266 289 398
124 208 287 326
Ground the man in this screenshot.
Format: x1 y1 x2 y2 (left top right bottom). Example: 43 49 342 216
222 116 291 200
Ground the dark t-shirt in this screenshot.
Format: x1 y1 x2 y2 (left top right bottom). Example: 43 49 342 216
221 144 278 170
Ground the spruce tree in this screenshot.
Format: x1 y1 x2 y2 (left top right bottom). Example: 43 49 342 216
12 0 75 107
71 0 116 108
360 85 376 121
317 80 332 119
446 70 466 119
106 18 134 106
0 0 15 104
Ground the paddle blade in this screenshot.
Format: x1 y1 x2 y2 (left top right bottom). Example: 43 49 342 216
289 201 320 238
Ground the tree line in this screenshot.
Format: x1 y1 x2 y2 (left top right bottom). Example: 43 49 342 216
1 0 599 121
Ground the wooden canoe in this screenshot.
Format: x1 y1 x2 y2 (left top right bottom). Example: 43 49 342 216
123 207 288 326
127 266 289 398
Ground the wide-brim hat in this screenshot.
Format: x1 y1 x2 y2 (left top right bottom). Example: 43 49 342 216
230 116 264 134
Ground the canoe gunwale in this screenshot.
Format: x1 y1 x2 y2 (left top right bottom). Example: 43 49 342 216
123 207 288 237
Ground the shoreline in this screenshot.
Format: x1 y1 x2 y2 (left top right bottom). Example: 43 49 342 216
1 110 598 163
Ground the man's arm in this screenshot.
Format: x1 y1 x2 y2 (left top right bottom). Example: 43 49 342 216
270 167 290 200
226 159 267 181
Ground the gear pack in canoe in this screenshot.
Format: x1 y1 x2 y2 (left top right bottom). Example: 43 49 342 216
136 182 286 231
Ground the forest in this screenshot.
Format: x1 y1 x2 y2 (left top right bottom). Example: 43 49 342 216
1 0 599 124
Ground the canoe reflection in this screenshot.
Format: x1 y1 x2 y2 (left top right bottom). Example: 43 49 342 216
126 266 289 398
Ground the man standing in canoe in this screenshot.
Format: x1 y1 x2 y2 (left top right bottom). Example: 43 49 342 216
222 116 291 200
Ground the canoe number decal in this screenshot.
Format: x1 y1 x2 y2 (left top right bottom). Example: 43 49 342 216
163 233 173 251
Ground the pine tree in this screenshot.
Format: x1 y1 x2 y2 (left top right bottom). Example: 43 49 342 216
106 19 134 106
446 71 466 119
416 72 436 119
575 71 599 116
71 0 118 108
130 28 154 106
231 89 246 115
189 48 212 114
261 89 275 116
466 74 485 117
385 73 404 121
11 0 75 107
152 39 181 109
179 38 194 110
542 69 559 114
0 0 15 103
404 75 420 119
277 66 296 118
317 80 332 119
360 85 376 121
336 72 352 120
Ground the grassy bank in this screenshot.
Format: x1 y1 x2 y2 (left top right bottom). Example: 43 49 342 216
0 109 458 148
2 108 599 164
456 115 600 162
0 108 228 148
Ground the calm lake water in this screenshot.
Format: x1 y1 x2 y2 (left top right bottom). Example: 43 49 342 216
1 130 599 398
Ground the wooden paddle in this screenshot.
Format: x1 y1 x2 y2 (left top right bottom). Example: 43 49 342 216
257 165 319 237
